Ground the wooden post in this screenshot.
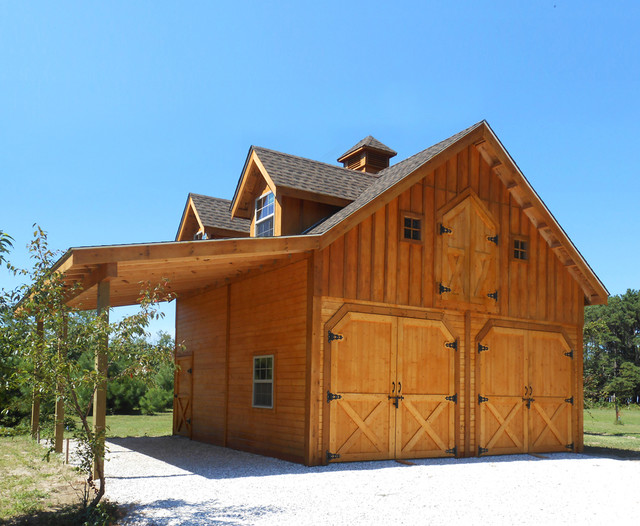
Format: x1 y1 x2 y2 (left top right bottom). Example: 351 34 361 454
54 314 67 453
30 320 43 440
93 280 109 479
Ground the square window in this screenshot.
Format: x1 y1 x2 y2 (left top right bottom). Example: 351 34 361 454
513 238 528 260
402 215 422 242
252 355 274 408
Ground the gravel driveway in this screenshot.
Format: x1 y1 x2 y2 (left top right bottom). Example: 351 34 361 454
103 436 637 525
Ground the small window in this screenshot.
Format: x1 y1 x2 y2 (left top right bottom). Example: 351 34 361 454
252 355 274 408
255 193 275 237
402 215 422 242
513 238 528 260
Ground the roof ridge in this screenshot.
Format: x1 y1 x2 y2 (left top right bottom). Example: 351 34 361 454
252 146 380 181
190 193 232 204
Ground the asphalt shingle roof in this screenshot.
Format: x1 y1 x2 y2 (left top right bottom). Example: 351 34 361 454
190 194 250 233
308 122 484 234
338 136 397 160
252 147 377 201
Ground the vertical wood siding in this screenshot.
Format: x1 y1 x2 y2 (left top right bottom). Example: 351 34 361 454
321 145 583 326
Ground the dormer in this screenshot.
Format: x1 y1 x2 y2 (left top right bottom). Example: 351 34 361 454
337 136 397 174
230 146 376 237
176 194 250 241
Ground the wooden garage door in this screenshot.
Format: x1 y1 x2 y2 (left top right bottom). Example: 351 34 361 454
174 354 193 438
477 326 574 456
328 313 456 462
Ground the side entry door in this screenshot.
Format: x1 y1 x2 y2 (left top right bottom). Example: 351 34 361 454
174 354 193 438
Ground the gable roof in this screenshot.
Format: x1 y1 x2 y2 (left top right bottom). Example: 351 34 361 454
337 135 397 161
190 194 250 232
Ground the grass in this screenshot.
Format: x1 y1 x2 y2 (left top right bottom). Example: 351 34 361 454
91 410 173 438
583 405 640 453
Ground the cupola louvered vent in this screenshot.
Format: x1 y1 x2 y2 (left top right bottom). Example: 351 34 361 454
338 136 397 175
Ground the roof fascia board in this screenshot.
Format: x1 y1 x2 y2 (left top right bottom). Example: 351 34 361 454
175 197 205 241
318 125 486 249
67 235 320 267
479 124 608 304
230 150 277 219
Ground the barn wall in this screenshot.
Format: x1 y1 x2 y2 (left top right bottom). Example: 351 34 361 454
175 286 229 445
320 144 582 326
226 258 309 462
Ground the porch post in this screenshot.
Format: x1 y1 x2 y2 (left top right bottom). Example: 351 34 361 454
54 314 67 453
93 280 109 479
30 319 43 440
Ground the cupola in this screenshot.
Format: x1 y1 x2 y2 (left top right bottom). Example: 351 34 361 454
337 136 397 174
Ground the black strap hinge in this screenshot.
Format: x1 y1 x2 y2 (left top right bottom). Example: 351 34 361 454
438 283 452 294
564 350 574 358
446 446 457 456
445 393 457 404
326 450 340 462
328 331 343 343
487 235 499 245
565 397 574 405
487 291 498 301
439 224 452 235
478 446 489 455
478 343 488 353
445 341 457 350
478 394 489 404
565 443 574 451
327 391 342 403
187 368 193 374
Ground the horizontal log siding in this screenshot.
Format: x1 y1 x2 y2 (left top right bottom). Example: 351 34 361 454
175 287 228 445
227 259 308 463
321 145 583 326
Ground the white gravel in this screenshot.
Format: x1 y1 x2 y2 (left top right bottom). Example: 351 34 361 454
102 436 638 525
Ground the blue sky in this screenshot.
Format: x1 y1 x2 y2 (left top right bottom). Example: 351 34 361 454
1 1 638 336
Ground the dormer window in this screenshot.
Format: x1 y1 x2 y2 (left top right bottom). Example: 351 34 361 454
255 192 275 237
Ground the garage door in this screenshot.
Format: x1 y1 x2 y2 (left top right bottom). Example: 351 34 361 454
327 313 457 462
477 326 574 456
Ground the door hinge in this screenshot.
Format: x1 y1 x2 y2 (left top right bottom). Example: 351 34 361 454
565 443 574 451
445 393 457 404
438 282 452 294
487 290 498 301
446 446 457 456
327 391 342 403
564 350 574 358
478 446 489 455
478 394 489 404
445 341 457 350
186 418 191 424
326 450 341 462
478 343 488 353
174 394 178 398
187 368 193 374
328 330 343 343
565 397 574 405
439 224 452 235
487 235 499 245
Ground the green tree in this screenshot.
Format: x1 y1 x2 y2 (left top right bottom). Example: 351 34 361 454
584 289 640 420
1 226 175 511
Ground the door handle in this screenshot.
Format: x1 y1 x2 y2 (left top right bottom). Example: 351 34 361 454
398 382 402 394
524 386 529 396
391 381 395 394
529 385 533 396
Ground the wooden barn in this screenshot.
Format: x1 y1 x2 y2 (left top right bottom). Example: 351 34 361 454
55 121 607 465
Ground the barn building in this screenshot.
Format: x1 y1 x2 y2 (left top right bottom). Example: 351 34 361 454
56 121 607 465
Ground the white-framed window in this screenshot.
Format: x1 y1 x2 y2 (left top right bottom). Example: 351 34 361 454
252 355 274 408
255 192 275 237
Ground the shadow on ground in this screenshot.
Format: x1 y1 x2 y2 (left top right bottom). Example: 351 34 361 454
106 435 631 482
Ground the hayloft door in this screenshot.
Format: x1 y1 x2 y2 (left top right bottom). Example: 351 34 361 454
174 354 193 438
